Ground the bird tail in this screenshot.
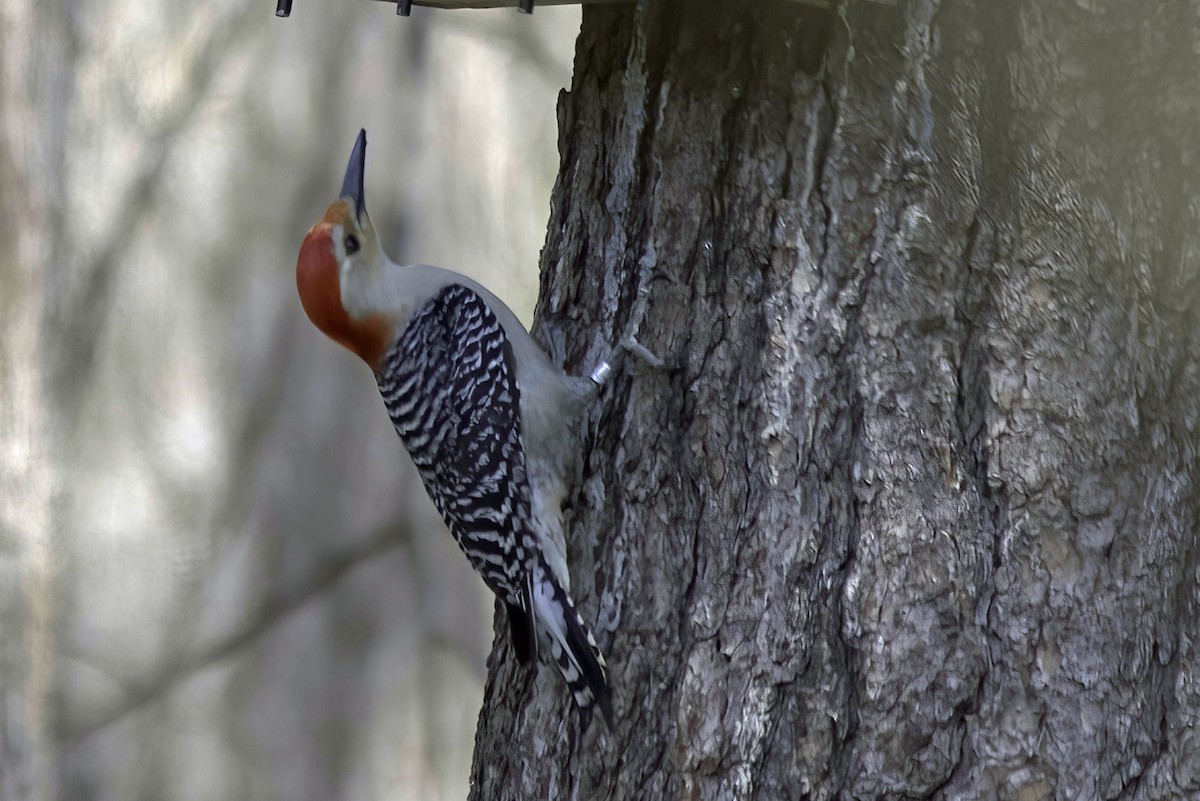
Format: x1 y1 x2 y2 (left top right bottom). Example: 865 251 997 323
525 557 613 730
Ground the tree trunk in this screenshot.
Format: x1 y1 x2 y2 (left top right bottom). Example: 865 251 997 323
468 1 1200 799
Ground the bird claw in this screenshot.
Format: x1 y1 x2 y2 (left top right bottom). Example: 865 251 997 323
619 335 666 370
587 259 670 388
587 336 668 389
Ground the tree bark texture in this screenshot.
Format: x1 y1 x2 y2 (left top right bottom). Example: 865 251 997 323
469 1 1200 799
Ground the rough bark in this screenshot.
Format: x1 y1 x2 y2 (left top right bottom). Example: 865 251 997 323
468 1 1200 799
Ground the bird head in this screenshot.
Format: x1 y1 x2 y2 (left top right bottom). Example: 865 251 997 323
296 129 394 370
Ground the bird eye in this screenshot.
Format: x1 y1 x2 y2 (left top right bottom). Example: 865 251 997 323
344 234 360 255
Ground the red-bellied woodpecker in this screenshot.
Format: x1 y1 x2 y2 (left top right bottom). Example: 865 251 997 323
296 129 613 727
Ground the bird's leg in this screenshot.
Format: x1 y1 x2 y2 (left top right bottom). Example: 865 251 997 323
588 278 667 389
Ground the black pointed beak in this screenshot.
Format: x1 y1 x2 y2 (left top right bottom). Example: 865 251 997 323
340 129 367 221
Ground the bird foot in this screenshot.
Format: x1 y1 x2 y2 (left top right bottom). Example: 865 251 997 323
619 335 666 369
587 262 669 388
588 335 667 388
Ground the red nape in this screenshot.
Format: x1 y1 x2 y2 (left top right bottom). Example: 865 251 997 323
295 223 392 371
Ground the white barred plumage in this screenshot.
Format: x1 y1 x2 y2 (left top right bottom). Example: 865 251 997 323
297 130 614 728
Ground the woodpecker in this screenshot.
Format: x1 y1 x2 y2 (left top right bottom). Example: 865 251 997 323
296 130 612 727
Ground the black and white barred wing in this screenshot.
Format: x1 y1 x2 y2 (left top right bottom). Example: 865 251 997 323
376 284 533 606
377 283 612 726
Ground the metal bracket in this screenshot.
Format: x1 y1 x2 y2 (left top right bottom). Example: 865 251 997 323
275 0 854 20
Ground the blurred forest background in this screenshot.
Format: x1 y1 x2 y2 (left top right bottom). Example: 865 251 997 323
0 1 581 799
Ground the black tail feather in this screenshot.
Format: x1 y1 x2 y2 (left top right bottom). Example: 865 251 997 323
524 557 614 729
562 607 613 730
505 601 533 665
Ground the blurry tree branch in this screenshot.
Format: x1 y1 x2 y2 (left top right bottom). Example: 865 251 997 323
51 3 261 427
2 0 79 798
38 4 574 797
63 523 412 749
123 16 367 734
442 15 563 75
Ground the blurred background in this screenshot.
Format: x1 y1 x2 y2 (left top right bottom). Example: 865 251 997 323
0 1 580 799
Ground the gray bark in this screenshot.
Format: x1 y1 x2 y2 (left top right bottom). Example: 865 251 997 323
468 2 1200 799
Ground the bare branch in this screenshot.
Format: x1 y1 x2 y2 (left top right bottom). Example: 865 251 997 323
51 3 263 425
62 525 412 749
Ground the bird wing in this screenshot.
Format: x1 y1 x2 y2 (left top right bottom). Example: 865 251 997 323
378 284 535 608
